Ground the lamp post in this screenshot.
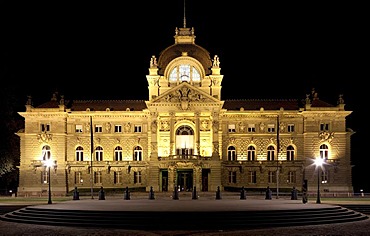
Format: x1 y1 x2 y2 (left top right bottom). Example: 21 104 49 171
314 158 324 204
45 159 54 204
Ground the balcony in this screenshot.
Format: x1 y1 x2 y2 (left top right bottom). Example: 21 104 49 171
158 155 211 161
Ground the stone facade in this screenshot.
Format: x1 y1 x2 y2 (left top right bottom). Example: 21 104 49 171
16 24 353 197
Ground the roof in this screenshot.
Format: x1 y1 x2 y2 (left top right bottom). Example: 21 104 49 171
223 99 301 111
157 44 212 75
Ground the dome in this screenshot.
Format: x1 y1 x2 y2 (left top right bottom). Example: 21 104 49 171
157 27 212 75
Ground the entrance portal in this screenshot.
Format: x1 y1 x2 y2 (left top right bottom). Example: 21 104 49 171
177 170 193 192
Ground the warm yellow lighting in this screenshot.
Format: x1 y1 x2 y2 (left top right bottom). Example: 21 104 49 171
314 158 324 167
44 158 54 168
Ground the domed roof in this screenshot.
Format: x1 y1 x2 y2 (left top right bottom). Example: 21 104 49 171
157 27 212 75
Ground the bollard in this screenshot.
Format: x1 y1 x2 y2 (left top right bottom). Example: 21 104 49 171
192 186 198 200
73 187 80 200
98 186 105 200
240 186 246 200
149 186 155 200
124 186 130 200
172 186 179 200
215 186 222 200
265 186 272 200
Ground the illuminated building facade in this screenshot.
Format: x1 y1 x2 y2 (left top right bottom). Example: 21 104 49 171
16 22 353 197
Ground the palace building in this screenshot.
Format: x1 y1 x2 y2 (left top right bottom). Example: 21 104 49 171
16 19 354 197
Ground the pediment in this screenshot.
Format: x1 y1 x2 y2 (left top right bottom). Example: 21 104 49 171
151 83 220 104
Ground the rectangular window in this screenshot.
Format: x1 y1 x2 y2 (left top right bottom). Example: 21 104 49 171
248 171 257 184
114 125 122 133
320 123 329 131
75 124 83 133
41 123 50 132
247 124 256 133
287 171 296 183
94 171 102 184
95 125 103 133
287 124 295 132
228 124 236 133
268 171 276 183
134 125 142 133
228 171 237 183
114 171 123 184
267 124 275 133
134 171 142 184
74 171 83 184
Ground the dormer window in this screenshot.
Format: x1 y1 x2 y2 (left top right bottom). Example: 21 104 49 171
169 64 201 83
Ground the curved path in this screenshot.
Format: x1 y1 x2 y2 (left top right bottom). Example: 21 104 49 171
1 195 368 231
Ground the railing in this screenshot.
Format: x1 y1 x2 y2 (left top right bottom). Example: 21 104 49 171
158 155 211 161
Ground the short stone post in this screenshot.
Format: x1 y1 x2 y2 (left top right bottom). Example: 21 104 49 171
215 186 222 200
192 186 198 200
265 186 272 200
98 186 105 200
149 186 155 200
240 186 246 200
172 186 179 200
124 186 130 200
73 187 80 200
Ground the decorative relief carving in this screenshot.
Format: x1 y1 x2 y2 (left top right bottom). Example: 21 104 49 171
319 131 334 142
151 120 157 133
161 87 211 104
37 132 52 143
105 122 111 132
85 123 90 132
201 120 210 131
213 120 219 133
160 120 170 131
239 122 245 132
124 122 131 133
259 122 265 132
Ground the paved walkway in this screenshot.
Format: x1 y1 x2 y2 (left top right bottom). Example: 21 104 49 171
1 194 370 235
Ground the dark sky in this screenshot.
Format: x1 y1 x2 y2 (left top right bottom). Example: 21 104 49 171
2 1 368 190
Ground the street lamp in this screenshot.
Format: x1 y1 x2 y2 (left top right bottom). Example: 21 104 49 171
44 159 54 204
314 158 324 204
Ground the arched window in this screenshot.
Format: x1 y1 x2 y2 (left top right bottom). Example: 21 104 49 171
42 145 51 160
114 146 123 161
286 145 295 161
247 146 256 161
76 146 84 161
227 146 236 161
320 144 329 160
169 64 201 83
133 146 142 161
267 146 275 161
95 146 103 161
176 125 194 156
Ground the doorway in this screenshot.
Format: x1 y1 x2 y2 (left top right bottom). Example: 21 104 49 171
177 170 193 192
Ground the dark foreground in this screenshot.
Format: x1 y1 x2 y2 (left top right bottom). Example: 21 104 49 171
1 194 370 235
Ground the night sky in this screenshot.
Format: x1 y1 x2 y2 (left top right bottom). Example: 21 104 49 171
2 1 368 191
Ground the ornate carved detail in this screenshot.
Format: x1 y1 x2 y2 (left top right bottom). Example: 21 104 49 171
37 132 52 143
319 131 334 142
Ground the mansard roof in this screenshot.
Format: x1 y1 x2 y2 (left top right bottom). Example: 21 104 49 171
223 99 301 111
69 100 147 111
